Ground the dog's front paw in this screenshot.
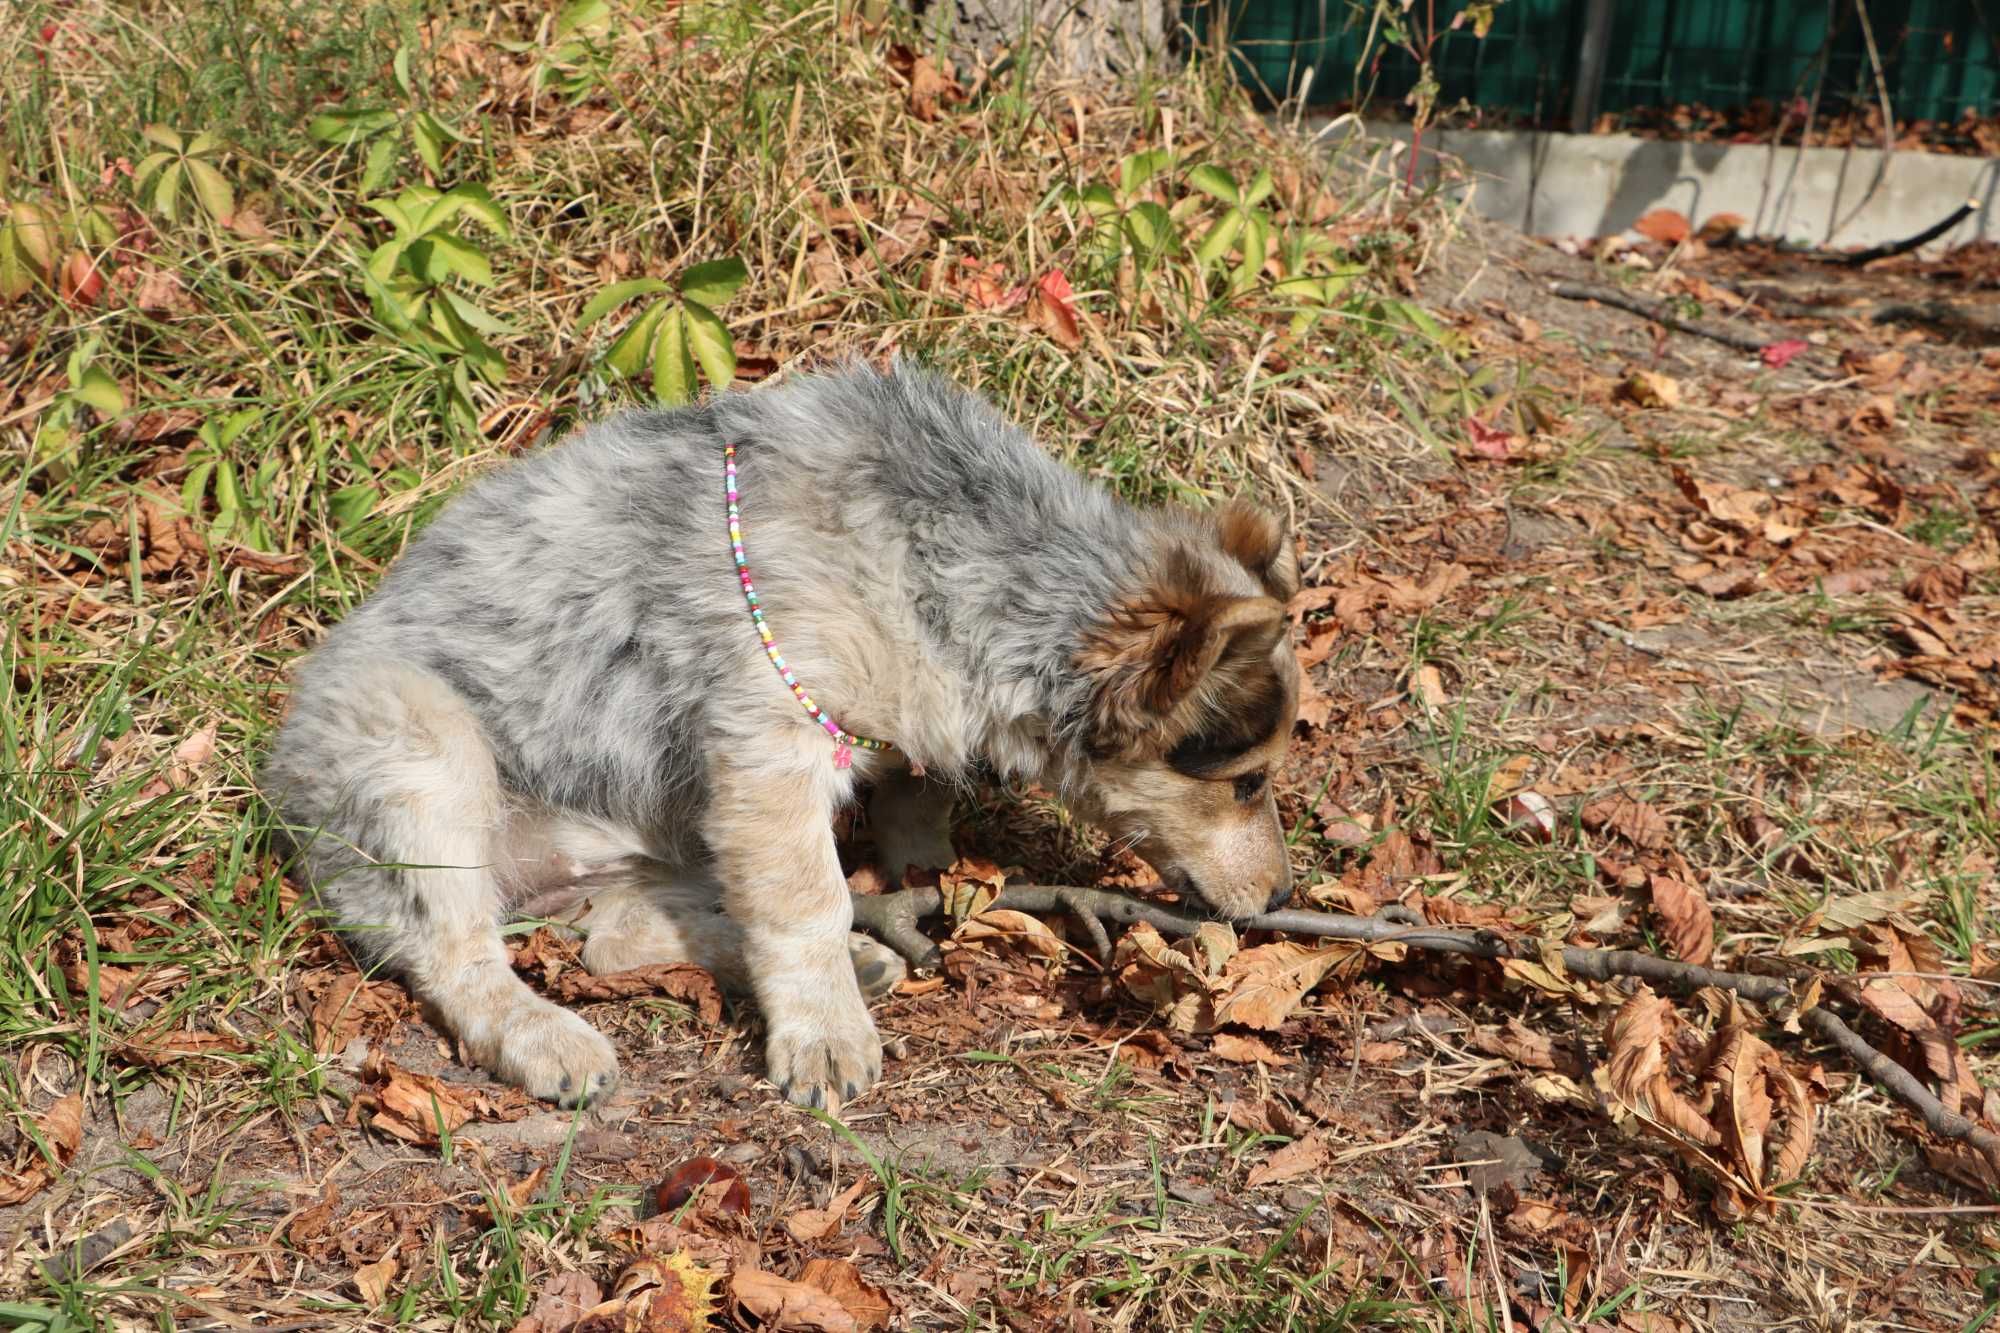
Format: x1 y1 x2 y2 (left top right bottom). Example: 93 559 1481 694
765 1006 882 1110
488 1002 621 1107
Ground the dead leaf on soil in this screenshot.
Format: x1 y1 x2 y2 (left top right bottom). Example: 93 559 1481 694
1581 793 1670 851
785 1175 873 1243
350 1053 532 1145
113 1025 251 1068
1024 268 1082 350
939 856 1007 921
507 1269 601 1333
1648 873 1714 966
1632 209 1689 245
1598 988 1721 1149
309 971 412 1054
1210 940 1371 1031
1246 1131 1333 1187
1617 370 1681 409
798 1260 892 1332
549 963 724 1024
731 1266 857 1332
1210 1031 1293 1066
0 1094 84 1206
353 1251 398 1309
1113 920 1235 1033
656 1157 752 1219
954 908 1069 963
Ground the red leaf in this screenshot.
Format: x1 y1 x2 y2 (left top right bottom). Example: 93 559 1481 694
655 1156 751 1217
1463 415 1514 460
1026 268 1081 349
1760 338 1808 368
1633 209 1690 245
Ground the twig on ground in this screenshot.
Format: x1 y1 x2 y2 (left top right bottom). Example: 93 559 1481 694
1834 199 1979 267
851 884 2000 1166
1548 281 1776 356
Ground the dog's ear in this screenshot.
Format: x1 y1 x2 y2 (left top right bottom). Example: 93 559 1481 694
1214 498 1299 602
1080 552 1287 752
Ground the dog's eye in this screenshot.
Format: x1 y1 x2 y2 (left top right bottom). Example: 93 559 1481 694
1232 771 1268 803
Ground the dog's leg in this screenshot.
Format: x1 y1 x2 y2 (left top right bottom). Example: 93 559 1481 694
706 744 881 1107
867 767 958 883
265 663 619 1106
565 873 908 1002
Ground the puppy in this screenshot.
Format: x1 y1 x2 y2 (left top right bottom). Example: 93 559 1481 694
261 361 1300 1109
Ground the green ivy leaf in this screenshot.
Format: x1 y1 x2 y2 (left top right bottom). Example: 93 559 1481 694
1194 210 1242 269
676 256 748 307
360 136 399 195
652 304 696 405
1187 164 1239 205
604 300 667 376
579 277 673 329
184 157 235 222
73 366 127 416
681 299 736 393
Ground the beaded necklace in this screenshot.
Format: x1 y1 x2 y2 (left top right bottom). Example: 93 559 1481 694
725 444 892 769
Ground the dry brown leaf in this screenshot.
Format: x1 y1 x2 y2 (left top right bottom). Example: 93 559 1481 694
1600 989 1722 1148
1765 1064 1816 1190
354 1252 398 1309
1024 269 1082 350
549 963 723 1024
1210 940 1361 1031
1709 1020 1775 1185
797 1260 891 1332
955 908 1068 962
114 1026 251 1068
1246 1131 1332 1187
730 1267 857 1332
1411 663 1448 708
1632 209 1690 244
1618 370 1682 409
1648 873 1714 965
1210 1031 1293 1067
1853 979 1962 1111
938 856 1007 921
310 972 411 1054
1469 1018 1581 1075
1113 921 1232 1033
352 1054 532 1145
1581 793 1670 850
0 1094 84 1206
784 1175 873 1243
508 1269 602 1333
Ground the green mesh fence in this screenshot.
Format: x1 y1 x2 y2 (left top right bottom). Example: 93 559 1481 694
1188 0 2000 126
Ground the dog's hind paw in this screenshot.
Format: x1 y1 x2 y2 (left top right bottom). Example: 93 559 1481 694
489 1002 621 1108
766 1007 882 1110
848 932 907 1003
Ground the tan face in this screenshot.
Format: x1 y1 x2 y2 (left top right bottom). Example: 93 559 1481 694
1073 643 1299 919
1073 498 1304 921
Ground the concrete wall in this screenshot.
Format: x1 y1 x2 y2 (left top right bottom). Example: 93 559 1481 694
1321 120 1999 251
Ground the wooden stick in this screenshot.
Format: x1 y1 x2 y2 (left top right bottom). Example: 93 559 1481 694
1548 281 1774 355
852 884 2000 1167
1836 199 1980 267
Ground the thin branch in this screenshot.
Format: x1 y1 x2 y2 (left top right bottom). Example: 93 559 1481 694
1548 281 1776 356
1835 199 1980 266
851 884 2000 1168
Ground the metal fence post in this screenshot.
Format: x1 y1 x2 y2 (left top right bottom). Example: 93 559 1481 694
1570 0 1615 131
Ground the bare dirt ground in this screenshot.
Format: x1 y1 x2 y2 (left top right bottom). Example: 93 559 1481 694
3 5 1997 1330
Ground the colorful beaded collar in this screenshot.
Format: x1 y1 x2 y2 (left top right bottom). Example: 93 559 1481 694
725 444 892 769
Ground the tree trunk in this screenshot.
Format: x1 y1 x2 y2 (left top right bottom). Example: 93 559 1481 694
907 0 1176 78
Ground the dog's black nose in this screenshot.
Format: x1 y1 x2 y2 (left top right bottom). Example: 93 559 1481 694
1266 882 1293 913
